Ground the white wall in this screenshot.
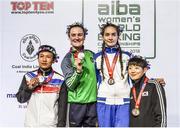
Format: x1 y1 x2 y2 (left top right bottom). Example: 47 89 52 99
149 0 179 126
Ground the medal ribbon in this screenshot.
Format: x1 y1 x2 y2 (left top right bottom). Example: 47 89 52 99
34 70 58 93
104 51 119 79
132 77 149 109
73 52 79 59
37 70 54 84
70 47 84 59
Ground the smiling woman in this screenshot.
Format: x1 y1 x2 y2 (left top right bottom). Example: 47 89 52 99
127 56 167 127
0 0 179 126
94 22 133 127
61 22 97 127
127 56 148 81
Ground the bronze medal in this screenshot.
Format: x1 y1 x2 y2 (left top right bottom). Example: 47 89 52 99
104 51 119 86
132 77 149 117
108 78 115 85
132 108 140 117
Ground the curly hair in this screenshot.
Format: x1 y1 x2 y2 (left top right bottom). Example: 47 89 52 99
66 22 88 38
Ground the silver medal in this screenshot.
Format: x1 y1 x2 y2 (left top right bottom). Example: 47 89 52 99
38 76 45 83
78 52 85 60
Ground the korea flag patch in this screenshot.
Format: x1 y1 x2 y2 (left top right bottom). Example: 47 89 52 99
142 91 148 96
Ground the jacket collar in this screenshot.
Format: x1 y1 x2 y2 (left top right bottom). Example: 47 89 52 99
105 45 119 54
69 46 84 53
38 67 53 76
132 74 146 89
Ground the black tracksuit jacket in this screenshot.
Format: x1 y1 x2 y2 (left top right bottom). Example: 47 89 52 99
129 76 167 127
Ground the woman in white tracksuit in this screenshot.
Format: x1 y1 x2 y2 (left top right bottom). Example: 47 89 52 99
16 45 67 127
94 23 133 127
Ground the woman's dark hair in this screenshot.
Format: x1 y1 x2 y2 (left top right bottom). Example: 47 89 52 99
100 22 123 37
127 56 148 69
100 22 124 80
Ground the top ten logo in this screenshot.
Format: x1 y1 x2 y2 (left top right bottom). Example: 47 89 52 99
10 1 54 14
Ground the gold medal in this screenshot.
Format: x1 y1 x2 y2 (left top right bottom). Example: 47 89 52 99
132 108 140 116
108 78 115 85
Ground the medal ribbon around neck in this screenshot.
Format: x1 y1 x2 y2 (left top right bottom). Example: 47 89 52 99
104 50 119 80
132 77 149 109
37 70 54 84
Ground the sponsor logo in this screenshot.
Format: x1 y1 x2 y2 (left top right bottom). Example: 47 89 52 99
97 1 141 54
94 0 156 58
7 93 16 98
10 1 54 14
20 34 41 62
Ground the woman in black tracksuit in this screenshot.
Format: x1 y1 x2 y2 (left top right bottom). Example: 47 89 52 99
127 56 167 127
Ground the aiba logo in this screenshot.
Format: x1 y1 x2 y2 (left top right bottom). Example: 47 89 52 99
20 34 41 62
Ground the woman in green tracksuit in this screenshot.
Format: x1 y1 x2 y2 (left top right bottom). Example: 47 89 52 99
61 22 97 127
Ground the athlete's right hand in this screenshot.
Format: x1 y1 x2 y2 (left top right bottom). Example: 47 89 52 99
27 77 39 89
74 58 83 73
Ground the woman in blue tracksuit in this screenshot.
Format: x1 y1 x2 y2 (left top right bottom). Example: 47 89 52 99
94 23 133 127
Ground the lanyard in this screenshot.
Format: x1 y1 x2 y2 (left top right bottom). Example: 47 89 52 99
132 77 149 109
104 51 119 79
37 70 54 84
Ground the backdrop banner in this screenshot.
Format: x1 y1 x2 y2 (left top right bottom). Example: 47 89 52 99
0 0 179 126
